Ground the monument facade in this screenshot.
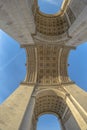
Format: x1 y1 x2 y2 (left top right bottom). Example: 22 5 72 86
0 0 87 130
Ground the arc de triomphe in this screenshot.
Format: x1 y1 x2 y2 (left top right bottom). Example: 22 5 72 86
0 0 87 130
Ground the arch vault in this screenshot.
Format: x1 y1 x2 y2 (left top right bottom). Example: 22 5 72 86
0 0 87 130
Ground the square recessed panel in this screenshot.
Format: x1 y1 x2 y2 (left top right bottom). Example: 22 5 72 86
37 45 60 85
38 0 64 14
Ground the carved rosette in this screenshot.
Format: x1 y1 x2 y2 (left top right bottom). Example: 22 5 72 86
23 44 72 85
37 45 60 85
23 44 73 85
34 95 67 118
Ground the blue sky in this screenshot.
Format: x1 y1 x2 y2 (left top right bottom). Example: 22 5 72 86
37 114 61 130
38 0 63 14
0 30 26 103
68 44 87 91
0 0 87 130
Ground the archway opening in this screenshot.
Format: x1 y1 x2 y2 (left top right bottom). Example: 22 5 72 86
34 89 67 130
0 29 26 104
68 42 87 91
37 114 61 130
38 0 63 14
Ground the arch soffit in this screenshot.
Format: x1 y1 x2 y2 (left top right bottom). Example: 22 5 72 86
34 88 66 100
33 88 69 119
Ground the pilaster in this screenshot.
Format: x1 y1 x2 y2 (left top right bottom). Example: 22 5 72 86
19 96 35 130
64 84 87 130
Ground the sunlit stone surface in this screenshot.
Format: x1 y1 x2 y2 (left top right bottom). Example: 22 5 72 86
0 0 87 130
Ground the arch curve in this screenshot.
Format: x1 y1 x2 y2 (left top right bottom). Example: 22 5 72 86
31 88 72 130
34 88 66 99
33 88 68 119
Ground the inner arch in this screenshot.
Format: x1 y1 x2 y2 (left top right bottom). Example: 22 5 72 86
37 114 61 130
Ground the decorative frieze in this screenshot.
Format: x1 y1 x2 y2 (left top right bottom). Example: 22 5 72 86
24 46 37 84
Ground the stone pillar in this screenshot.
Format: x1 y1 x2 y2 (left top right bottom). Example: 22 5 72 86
32 119 37 130
0 83 34 130
58 118 65 130
64 84 87 130
66 5 87 46
19 96 35 130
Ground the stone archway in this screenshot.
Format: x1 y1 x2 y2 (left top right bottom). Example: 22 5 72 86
30 88 80 130
33 89 67 130
18 85 87 130
0 1 87 130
